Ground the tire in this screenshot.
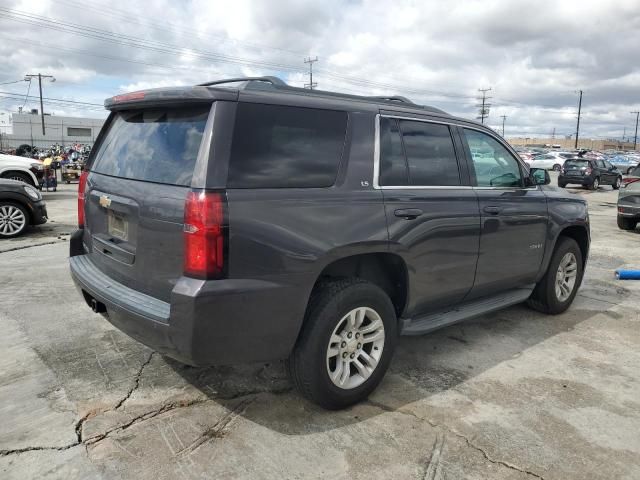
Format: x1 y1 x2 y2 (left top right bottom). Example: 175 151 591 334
627 167 634 175
613 176 622 190
552 164 561 171
558 181 567 188
617 215 637 231
287 278 398 409
0 201 29 238
590 177 600 190
527 237 583 315
1 171 34 186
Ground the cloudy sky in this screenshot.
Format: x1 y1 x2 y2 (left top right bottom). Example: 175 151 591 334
0 0 639 140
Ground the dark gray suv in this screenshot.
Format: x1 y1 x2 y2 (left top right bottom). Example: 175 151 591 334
69 77 590 409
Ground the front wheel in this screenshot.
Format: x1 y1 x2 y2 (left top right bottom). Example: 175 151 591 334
527 237 583 314
613 176 622 190
288 278 398 409
0 202 29 238
552 164 562 171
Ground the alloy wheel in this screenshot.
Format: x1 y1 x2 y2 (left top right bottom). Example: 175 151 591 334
326 307 385 390
0 205 27 236
555 252 578 302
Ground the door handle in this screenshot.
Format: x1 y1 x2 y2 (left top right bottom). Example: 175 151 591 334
483 206 503 215
394 208 423 219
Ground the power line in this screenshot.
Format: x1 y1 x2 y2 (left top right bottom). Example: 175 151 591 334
0 79 26 86
304 56 318 90
476 88 492 124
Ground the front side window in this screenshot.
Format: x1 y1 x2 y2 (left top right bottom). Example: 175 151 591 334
463 129 522 187
228 103 347 188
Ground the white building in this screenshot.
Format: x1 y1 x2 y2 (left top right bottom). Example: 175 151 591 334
0 112 106 149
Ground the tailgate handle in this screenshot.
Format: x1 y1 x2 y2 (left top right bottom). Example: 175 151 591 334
483 206 503 215
394 208 423 219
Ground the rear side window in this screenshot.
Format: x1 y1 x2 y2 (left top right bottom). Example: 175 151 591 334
228 103 347 188
378 117 461 186
92 106 210 186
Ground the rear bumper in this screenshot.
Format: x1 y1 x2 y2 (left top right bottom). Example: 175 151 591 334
69 232 309 366
559 175 592 186
617 203 640 218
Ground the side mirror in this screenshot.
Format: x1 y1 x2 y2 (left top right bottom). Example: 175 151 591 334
530 168 550 185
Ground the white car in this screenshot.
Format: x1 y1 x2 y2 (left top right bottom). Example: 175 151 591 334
529 152 577 171
0 153 44 187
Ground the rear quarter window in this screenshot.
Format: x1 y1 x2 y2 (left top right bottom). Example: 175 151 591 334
91 106 210 186
227 103 347 188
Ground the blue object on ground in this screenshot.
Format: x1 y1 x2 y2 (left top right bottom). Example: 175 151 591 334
615 269 640 280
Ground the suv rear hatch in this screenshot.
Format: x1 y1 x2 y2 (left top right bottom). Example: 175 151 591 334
83 105 212 302
563 159 590 176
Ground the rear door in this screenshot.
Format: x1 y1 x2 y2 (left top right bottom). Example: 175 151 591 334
460 127 548 299
377 115 480 315
84 105 213 302
603 160 618 184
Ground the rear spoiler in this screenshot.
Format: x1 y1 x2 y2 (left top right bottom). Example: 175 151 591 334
104 86 238 110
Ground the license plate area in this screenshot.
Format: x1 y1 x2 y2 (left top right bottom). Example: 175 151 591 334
107 210 129 241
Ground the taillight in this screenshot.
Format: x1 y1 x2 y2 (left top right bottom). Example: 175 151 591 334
622 177 640 188
183 190 227 279
584 168 592 175
78 170 89 228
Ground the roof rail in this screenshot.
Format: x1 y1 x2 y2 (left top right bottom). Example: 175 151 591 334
198 76 288 87
367 95 416 105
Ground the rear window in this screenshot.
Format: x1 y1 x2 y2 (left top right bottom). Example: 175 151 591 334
91 106 210 186
564 160 589 168
227 103 347 188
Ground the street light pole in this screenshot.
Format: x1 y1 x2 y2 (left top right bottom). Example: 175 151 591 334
24 73 55 136
574 90 582 150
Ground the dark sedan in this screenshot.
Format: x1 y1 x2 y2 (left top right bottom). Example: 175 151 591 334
558 158 622 190
618 165 640 230
0 179 48 238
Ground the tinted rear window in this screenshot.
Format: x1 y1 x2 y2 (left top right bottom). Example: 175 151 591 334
227 103 347 188
92 106 210 186
564 160 589 168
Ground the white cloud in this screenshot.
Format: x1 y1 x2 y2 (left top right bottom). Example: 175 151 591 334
0 0 638 138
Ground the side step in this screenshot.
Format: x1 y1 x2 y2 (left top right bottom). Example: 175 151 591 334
401 285 535 336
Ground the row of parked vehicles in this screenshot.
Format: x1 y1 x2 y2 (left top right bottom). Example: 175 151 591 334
515 147 640 174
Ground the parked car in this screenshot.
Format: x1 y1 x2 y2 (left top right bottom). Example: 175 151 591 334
0 179 48 238
69 77 590 409
529 152 576 171
0 153 45 188
617 165 640 230
607 155 639 175
558 158 622 190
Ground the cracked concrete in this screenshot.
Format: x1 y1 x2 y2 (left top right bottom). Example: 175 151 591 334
1 180 640 479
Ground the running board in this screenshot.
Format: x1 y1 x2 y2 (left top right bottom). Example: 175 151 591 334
401 285 535 336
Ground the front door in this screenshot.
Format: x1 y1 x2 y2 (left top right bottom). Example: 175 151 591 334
376 115 480 315
459 127 548 299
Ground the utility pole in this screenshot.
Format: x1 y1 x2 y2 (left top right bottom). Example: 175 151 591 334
551 127 556 140
631 111 640 150
574 90 582 149
476 87 492 124
500 115 507 136
24 73 55 135
304 56 318 90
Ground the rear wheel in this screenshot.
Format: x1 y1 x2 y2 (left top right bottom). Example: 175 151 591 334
287 278 397 409
628 167 635 175
527 237 583 314
590 177 600 190
613 176 622 190
0 202 29 238
617 216 637 231
552 164 561 171
558 181 567 188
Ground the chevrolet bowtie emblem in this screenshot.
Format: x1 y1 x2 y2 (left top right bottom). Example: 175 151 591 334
99 195 112 208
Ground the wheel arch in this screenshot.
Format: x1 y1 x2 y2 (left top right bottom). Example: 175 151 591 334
0 168 37 186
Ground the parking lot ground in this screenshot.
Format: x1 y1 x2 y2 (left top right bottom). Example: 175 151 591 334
1 177 639 479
